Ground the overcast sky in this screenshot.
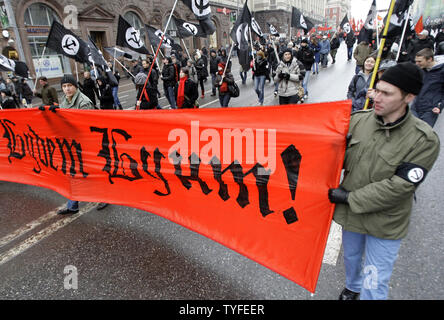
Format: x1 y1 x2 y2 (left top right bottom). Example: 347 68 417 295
351 0 391 22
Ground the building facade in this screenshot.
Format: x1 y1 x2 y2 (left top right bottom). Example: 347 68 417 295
0 0 240 82
325 0 350 31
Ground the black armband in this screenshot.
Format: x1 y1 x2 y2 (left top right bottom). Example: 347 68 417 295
395 162 428 185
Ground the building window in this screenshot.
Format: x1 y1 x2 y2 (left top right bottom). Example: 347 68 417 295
123 11 144 30
24 3 69 78
24 3 60 26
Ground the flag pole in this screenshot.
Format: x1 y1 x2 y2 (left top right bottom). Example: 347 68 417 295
220 41 234 85
33 47 47 91
150 44 162 70
181 37 191 61
363 0 397 110
74 62 79 83
112 57 135 78
137 0 179 109
396 5 412 62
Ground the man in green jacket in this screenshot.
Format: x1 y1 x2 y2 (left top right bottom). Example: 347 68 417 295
52 75 109 214
33 76 59 105
329 62 440 300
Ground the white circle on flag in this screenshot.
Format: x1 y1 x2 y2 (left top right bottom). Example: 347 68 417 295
300 16 307 29
61 35 80 56
183 23 198 35
125 27 144 49
343 23 351 34
408 168 424 183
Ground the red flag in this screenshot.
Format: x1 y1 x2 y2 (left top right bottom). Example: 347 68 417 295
415 16 423 35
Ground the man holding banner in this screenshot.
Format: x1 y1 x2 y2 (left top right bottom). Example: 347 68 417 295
329 62 440 300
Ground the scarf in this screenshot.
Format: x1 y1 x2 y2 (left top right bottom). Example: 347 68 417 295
177 76 187 108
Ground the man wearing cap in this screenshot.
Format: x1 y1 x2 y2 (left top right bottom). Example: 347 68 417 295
329 62 440 300
412 48 444 128
33 76 59 106
410 30 434 62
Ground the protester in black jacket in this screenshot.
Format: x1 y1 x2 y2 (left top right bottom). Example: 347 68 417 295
161 56 177 109
79 71 98 108
297 39 315 98
174 67 198 109
209 49 221 96
0 89 19 109
96 76 114 109
20 79 33 106
346 33 356 61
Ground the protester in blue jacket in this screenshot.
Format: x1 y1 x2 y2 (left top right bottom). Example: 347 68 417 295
319 35 331 68
412 48 444 128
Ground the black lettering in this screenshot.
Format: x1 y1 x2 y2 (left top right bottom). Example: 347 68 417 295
280 145 302 224
0 119 25 163
56 138 88 178
169 150 212 195
153 148 171 196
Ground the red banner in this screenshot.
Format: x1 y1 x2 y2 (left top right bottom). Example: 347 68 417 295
0 101 351 292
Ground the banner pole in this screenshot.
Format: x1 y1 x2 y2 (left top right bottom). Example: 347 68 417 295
137 0 179 109
396 5 412 62
150 45 162 71
363 0 397 110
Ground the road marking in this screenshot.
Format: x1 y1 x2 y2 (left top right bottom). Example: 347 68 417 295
322 221 343 266
0 204 66 249
0 203 97 266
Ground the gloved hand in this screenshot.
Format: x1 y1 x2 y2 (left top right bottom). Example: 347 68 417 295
278 72 285 80
283 73 290 80
328 187 349 204
49 105 59 113
38 106 46 111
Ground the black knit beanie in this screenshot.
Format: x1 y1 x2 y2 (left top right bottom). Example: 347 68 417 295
60 75 78 88
379 62 423 95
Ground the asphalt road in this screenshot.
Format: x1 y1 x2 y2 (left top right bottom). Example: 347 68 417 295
1 43 443 302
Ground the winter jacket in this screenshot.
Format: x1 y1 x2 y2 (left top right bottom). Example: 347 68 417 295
297 45 315 71
79 78 97 106
274 57 303 98
409 37 434 62
195 58 208 80
174 78 198 109
319 40 331 54
97 83 114 109
333 109 440 240
209 54 221 74
346 33 356 48
413 62 444 113
347 72 373 111
252 57 268 77
353 42 373 66
60 89 93 110
309 42 321 63
161 63 176 88
35 84 59 105
215 72 234 96
1 96 18 109
330 37 340 50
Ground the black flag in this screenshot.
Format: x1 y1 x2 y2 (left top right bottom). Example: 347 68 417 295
104 47 133 60
45 21 90 63
291 7 314 32
116 15 150 54
181 0 216 35
251 17 264 39
340 15 352 34
87 36 118 87
230 1 251 70
145 24 180 51
383 0 414 38
267 22 280 37
358 0 377 43
172 16 206 38
0 54 29 78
